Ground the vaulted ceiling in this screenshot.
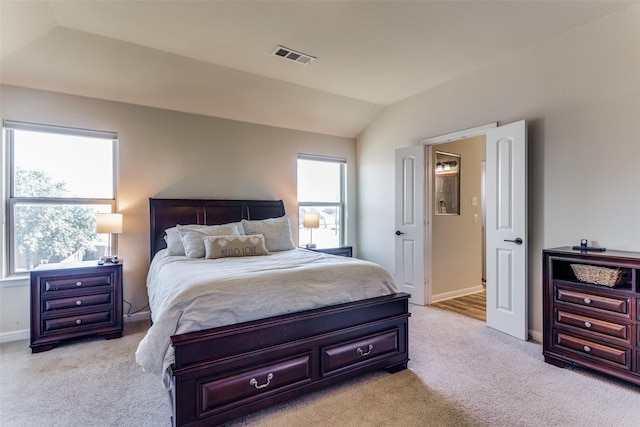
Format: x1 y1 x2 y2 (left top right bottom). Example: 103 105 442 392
0 1 634 138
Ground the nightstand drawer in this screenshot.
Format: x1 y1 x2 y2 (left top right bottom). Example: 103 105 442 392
42 273 114 294
43 292 113 312
43 310 113 332
310 246 352 257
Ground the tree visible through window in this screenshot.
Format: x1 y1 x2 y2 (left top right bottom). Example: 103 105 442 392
4 121 117 276
297 156 346 248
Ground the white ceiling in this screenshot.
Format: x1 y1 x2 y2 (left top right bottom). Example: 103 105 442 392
0 1 634 138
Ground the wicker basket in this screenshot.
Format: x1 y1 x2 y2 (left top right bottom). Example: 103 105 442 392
570 264 623 287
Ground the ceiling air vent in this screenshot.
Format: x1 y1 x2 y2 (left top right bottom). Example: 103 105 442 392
272 45 315 65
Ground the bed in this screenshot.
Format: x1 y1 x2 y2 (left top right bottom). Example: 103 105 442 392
137 198 410 427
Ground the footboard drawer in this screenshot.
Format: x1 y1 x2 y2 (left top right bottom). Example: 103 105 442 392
170 293 411 427
199 354 312 413
321 329 399 376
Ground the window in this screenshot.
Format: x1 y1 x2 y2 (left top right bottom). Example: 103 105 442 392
297 155 346 248
3 120 118 276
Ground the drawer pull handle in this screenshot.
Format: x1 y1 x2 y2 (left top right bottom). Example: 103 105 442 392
76 300 82 306
357 344 374 357
76 281 82 287
584 321 592 328
75 319 82 325
583 298 592 304
249 373 273 390
583 345 591 353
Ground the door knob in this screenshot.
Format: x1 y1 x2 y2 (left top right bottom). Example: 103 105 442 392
395 230 404 236
504 238 523 245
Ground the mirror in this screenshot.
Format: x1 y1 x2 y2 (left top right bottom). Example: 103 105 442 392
435 151 460 215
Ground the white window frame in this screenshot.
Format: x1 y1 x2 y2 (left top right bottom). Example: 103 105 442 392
3 120 118 279
297 154 346 247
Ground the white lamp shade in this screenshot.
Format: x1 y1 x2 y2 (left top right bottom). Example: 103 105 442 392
96 213 123 234
303 213 320 229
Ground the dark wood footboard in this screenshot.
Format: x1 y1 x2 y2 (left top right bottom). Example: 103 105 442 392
170 292 410 427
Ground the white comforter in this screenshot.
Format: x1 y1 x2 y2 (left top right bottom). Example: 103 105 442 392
135 248 398 388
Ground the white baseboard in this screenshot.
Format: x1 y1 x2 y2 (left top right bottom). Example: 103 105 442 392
529 329 543 343
431 285 485 303
0 328 29 343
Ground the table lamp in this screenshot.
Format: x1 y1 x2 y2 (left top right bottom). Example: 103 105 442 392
96 213 123 263
303 213 320 249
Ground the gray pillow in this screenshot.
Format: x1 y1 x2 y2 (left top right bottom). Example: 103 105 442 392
177 223 240 258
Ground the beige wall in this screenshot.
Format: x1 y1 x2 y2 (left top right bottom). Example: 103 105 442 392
357 4 640 338
0 85 357 335
431 136 484 298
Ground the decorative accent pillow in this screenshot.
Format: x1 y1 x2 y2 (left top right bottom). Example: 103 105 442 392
177 224 240 258
203 234 270 259
241 215 295 252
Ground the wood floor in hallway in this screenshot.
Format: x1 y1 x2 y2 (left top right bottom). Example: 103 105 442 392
431 290 486 322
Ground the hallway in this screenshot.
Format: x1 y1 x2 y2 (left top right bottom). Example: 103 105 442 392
431 291 486 322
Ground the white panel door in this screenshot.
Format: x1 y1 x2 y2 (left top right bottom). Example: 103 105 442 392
485 120 528 340
394 145 426 305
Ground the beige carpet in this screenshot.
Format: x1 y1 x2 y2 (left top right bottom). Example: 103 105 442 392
1 305 638 427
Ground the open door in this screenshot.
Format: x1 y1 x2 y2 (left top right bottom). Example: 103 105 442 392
485 120 528 340
394 145 426 305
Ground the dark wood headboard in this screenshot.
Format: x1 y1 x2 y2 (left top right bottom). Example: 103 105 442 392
149 198 286 258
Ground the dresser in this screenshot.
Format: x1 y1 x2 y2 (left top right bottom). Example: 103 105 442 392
30 261 123 353
543 247 639 385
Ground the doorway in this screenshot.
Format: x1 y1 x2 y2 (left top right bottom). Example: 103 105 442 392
428 135 486 321
395 120 528 340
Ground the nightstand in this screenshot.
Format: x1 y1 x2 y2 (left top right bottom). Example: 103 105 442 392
30 260 123 353
308 246 353 257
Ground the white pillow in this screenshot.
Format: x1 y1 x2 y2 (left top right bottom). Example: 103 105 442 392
165 222 245 255
178 224 240 258
164 225 203 256
203 234 270 259
234 221 246 235
241 215 295 252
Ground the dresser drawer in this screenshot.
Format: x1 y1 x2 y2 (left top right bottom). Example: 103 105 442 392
43 310 113 333
43 292 113 312
199 354 311 413
555 287 630 316
555 309 630 342
322 329 399 375
554 331 631 370
41 273 114 294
